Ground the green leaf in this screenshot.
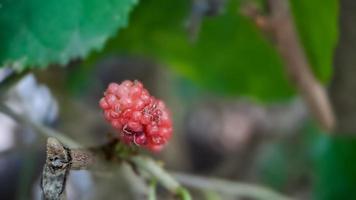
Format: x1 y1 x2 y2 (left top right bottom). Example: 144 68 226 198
291 0 339 82
312 133 356 200
301 123 356 200
0 0 138 70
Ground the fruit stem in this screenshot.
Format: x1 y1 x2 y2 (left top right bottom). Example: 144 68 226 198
148 179 157 200
172 172 293 200
130 156 192 200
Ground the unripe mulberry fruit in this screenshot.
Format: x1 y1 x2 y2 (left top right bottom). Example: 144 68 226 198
99 80 173 152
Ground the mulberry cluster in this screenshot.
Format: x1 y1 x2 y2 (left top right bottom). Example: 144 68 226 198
99 80 173 152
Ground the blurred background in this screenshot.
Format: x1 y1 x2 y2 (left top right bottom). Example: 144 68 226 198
0 0 355 199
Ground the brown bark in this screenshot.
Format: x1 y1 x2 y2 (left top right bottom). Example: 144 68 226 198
330 0 356 134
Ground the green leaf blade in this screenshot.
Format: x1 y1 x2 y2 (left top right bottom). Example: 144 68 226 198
0 0 138 69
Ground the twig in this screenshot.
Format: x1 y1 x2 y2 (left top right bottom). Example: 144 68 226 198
1 103 291 200
42 138 71 200
0 103 191 199
44 137 192 200
121 163 150 199
203 190 222 200
172 172 293 200
269 0 335 132
240 2 272 34
242 0 335 132
148 179 157 200
130 156 192 200
130 156 180 192
0 104 80 148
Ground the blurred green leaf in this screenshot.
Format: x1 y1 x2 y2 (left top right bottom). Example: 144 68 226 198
303 123 356 200
291 0 339 82
313 133 356 200
104 0 290 100
260 122 356 199
257 136 312 191
0 0 138 70
258 144 289 190
98 0 338 101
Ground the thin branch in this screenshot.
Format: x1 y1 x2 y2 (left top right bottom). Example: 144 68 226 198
0 104 80 148
269 0 335 132
0 103 191 199
130 157 192 199
42 137 71 200
172 172 293 200
242 0 335 132
130 156 180 191
240 3 272 34
148 179 157 200
1 103 291 200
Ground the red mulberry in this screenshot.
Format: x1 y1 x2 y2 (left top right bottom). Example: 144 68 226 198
99 80 173 152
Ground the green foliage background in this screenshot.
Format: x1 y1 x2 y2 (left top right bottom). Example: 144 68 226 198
99 0 338 100
0 0 351 199
0 0 338 101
